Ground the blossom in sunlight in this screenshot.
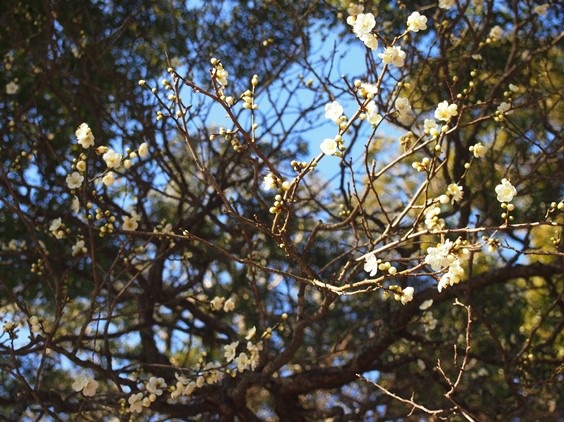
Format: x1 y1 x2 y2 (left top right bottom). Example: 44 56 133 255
360 33 378 50
470 142 486 158
320 137 339 156
72 239 86 256
439 0 456 9
245 326 257 340
224 341 239 362
102 149 122 169
128 393 144 413
75 123 95 148
352 13 376 36
223 297 236 312
146 377 166 396
138 142 149 158
72 374 99 397
401 287 414 304
425 240 455 271
534 4 549 15
262 173 278 191
66 172 84 190
379 46 406 68
122 212 140 231
489 25 504 41
235 352 250 372
495 178 517 203
407 12 427 32
437 259 465 292
6 80 19 95
446 183 464 203
102 171 116 187
434 100 458 122
210 296 225 311
325 101 344 123
364 253 378 277
365 101 383 126
497 102 512 114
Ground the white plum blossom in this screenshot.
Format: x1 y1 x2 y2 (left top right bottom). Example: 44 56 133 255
438 259 465 292
434 100 458 121
102 171 115 187
360 82 378 98
360 33 379 50
247 341 263 370
214 67 229 87
262 172 278 191
102 149 122 169
495 178 517 203
122 212 140 231
128 392 144 413
497 102 512 114
138 142 149 158
379 46 406 67
223 297 236 312
424 205 445 231
534 4 549 15
439 0 456 9
224 341 239 362
325 101 344 122
352 13 376 36
210 296 225 311
401 287 414 304
72 239 86 256
446 183 464 203
66 172 84 190
320 137 339 156
364 253 378 277
75 123 95 148
407 12 427 32
72 374 98 397
365 101 383 126
6 81 19 95
347 3 364 17
425 240 455 271
146 376 166 396
235 352 250 372
489 25 504 42
471 142 486 158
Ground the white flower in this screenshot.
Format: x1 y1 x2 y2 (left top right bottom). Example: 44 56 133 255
434 100 458 122
214 67 229 87
360 33 379 50
245 326 257 340
495 178 517 203
395 97 411 116
379 46 406 67
224 341 239 362
49 218 62 232
210 296 225 311
102 149 122 169
360 82 379 98
128 393 144 413
146 377 166 396
247 341 263 370
365 102 383 125
235 352 250 372
401 287 414 304
325 101 344 122
407 12 427 32
364 253 378 277
439 0 456 9
75 123 95 149
102 171 116 187
425 240 455 271
446 183 464 203
72 374 98 397
6 81 19 95
489 25 504 42
72 239 86 256
122 213 140 231
424 118 437 134
347 3 364 16
320 137 339 156
534 4 549 15
471 142 486 158
223 297 235 312
438 259 465 292
138 142 149 158
66 172 84 190
419 299 433 310
424 205 445 231
352 13 376 35
262 173 278 191
497 102 512 114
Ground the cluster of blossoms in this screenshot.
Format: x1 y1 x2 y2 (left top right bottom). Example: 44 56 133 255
495 178 517 221
49 218 66 239
425 238 469 292
424 205 445 231
363 254 412 304
210 296 236 312
262 173 292 214
211 57 229 90
346 7 379 51
71 374 99 397
320 135 346 157
379 46 406 68
28 315 41 334
128 376 167 413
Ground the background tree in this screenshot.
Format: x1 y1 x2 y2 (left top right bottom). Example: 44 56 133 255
1 0 563 420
